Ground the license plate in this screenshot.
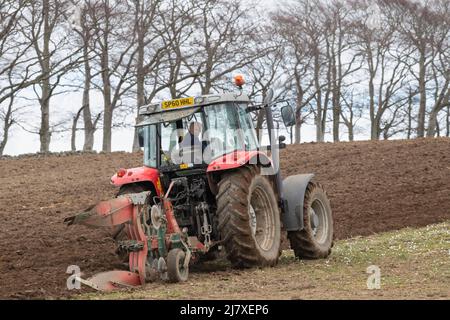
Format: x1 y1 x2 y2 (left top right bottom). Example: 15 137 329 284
180 163 193 170
162 97 195 110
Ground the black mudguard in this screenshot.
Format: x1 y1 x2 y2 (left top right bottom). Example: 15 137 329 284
281 174 315 232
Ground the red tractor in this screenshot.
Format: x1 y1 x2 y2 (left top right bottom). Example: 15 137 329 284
66 82 333 291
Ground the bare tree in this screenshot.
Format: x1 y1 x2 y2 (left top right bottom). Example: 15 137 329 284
88 0 138 152
0 0 28 154
69 0 99 152
325 0 362 142
246 40 288 141
348 1 424 140
70 105 84 151
19 0 84 152
383 0 448 138
130 0 164 152
187 0 264 95
272 1 322 144
0 72 24 156
130 0 201 151
69 104 101 151
340 90 364 141
425 8 450 136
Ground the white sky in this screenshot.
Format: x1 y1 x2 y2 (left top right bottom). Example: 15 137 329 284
2 0 373 156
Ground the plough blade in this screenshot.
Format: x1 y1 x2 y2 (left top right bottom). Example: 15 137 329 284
65 197 137 228
81 271 142 292
64 192 149 227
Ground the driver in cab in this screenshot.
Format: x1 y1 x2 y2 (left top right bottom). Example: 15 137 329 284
178 122 206 165
180 122 203 149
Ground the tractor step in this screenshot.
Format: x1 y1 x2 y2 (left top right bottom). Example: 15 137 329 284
118 240 145 253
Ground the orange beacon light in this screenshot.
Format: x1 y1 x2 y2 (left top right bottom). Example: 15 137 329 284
234 74 245 88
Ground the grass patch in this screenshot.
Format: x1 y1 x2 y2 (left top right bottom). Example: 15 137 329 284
74 221 449 300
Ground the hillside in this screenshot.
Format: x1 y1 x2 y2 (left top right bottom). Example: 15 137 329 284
0 138 449 299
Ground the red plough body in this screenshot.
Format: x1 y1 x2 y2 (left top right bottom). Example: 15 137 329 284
65 193 152 291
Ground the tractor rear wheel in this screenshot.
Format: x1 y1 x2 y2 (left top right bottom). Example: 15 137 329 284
217 166 281 268
288 181 333 259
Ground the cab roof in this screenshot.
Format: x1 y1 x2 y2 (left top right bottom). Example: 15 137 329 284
136 92 250 127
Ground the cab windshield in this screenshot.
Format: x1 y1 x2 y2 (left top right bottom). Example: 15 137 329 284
143 103 259 168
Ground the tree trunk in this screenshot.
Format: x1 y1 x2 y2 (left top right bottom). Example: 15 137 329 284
71 120 77 152
348 125 354 142
101 35 112 153
426 109 439 138
294 82 303 144
331 53 340 142
0 134 7 156
294 120 301 144
71 107 84 151
256 109 266 143
0 127 8 156
40 85 51 153
373 114 382 140
39 0 51 153
446 106 450 137
133 26 146 152
416 51 427 138
426 80 450 137
0 99 13 156
202 67 212 95
82 45 95 151
407 89 413 139
295 104 303 144
369 74 377 140
102 84 112 153
348 105 354 142
314 52 324 142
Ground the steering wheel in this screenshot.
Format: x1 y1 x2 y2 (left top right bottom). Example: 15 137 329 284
161 150 173 165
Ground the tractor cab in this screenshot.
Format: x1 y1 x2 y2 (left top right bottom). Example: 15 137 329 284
137 93 260 174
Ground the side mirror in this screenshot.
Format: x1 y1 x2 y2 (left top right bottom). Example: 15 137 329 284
278 135 287 149
138 127 145 148
281 105 296 127
263 89 274 106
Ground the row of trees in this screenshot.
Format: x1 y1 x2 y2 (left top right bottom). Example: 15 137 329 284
0 0 449 155
275 0 450 143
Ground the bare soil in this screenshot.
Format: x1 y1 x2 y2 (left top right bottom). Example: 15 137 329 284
0 138 449 299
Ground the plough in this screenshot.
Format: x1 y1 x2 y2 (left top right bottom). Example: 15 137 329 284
65 186 196 291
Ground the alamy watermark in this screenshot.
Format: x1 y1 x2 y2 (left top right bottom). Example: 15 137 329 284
366 265 381 290
158 128 281 176
366 3 382 30
66 265 82 290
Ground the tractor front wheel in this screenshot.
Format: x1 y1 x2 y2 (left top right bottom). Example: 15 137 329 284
288 182 333 259
167 249 189 283
217 166 281 268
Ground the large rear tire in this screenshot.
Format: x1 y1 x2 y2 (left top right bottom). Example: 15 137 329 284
217 166 281 268
288 181 333 259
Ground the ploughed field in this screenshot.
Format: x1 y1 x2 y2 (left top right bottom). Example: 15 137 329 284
0 138 449 299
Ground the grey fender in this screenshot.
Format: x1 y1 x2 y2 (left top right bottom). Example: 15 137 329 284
281 174 315 232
